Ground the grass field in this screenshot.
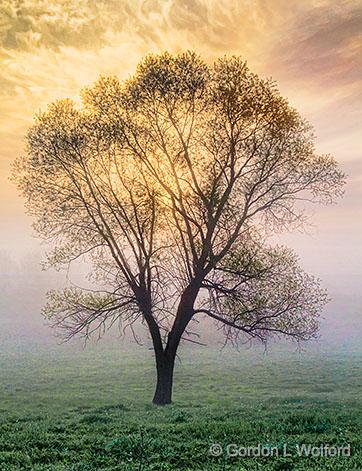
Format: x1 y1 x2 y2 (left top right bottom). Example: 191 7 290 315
0 340 361 470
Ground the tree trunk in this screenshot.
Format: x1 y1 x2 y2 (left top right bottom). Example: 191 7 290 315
152 352 175 405
151 281 202 405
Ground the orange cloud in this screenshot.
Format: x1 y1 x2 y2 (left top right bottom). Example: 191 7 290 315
0 0 360 258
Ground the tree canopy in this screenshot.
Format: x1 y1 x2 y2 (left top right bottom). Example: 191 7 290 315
14 52 345 403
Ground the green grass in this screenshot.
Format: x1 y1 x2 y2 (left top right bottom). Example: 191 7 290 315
0 341 361 470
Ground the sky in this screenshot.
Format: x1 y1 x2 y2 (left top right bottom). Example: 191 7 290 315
0 0 361 343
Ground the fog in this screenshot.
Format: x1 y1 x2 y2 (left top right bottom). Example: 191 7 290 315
1 0 361 355
0 242 360 354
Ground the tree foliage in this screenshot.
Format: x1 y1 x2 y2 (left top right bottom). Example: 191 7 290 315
14 52 345 401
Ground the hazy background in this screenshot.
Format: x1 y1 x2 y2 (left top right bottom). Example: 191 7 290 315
0 0 361 348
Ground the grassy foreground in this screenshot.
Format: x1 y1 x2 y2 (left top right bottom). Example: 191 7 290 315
0 341 361 470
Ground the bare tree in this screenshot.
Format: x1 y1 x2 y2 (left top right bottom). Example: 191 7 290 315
13 52 345 405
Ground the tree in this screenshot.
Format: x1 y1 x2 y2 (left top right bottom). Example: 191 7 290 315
13 52 345 405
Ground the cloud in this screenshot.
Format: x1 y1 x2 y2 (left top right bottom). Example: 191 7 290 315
0 0 360 220
0 0 108 51
0 0 360 334
0 0 359 139
0 0 284 54
270 0 362 87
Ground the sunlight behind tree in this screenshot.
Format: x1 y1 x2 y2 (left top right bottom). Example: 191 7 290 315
13 52 345 404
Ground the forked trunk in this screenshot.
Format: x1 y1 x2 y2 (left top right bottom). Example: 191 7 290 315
151 282 201 405
152 352 175 405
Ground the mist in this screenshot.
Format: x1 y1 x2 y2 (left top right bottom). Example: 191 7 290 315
1 245 360 353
